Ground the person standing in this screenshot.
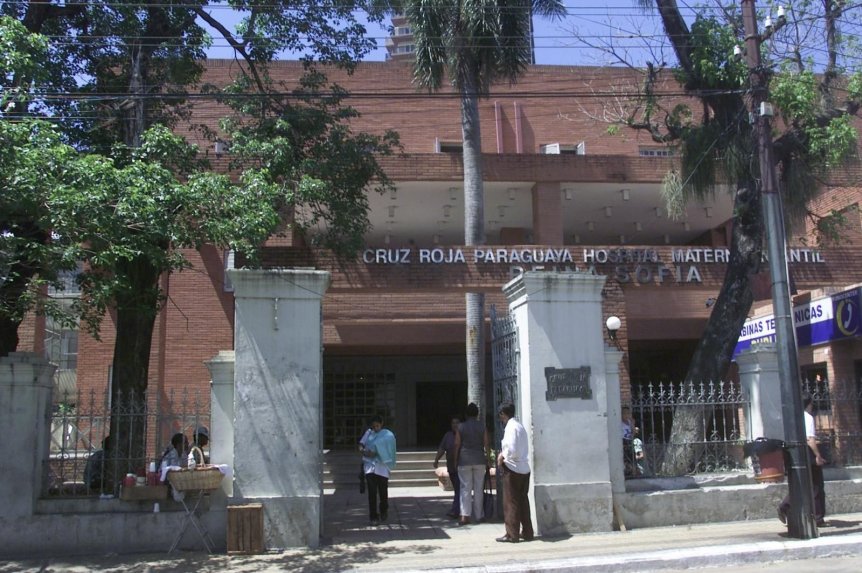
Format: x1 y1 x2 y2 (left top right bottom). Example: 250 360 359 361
433 416 463 519
362 415 397 526
778 396 828 527
496 401 533 543
454 403 489 525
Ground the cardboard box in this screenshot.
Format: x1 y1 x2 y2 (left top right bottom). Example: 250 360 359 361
119 484 168 501
227 503 264 554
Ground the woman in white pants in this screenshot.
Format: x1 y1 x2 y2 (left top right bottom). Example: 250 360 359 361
454 402 490 525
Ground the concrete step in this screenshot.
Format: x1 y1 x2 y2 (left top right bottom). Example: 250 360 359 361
323 449 440 488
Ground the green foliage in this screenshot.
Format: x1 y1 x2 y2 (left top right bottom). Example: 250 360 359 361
677 16 747 90
771 71 818 124
404 0 565 94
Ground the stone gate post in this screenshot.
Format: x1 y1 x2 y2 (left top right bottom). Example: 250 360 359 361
0 353 55 518
503 271 617 535
736 345 785 440
227 268 330 548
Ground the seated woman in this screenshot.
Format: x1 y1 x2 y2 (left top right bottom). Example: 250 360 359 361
159 432 189 475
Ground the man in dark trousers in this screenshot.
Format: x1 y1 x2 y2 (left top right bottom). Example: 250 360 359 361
496 401 533 543
778 395 828 527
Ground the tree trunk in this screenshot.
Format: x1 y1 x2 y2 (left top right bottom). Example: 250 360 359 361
461 74 487 418
661 178 764 474
106 253 161 489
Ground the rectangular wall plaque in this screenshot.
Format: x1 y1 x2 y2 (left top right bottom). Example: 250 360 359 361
545 366 592 400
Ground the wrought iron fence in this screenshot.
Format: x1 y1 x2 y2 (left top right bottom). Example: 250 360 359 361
45 387 210 497
625 381 749 478
803 378 862 468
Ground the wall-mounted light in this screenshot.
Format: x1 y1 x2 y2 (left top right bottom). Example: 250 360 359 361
654 206 662 218
449 187 459 200
634 221 643 232
573 234 580 244
384 233 391 245
705 297 717 308
507 188 517 201
664 233 671 244
388 206 396 218
498 205 507 218
433 233 440 244
619 234 626 244
390 188 397 200
705 207 713 218
443 204 452 218
586 221 595 231
606 316 622 347
214 140 229 157
564 188 573 200
683 221 690 231
621 189 630 201
733 45 743 60
605 206 613 218
765 14 773 29
777 5 786 19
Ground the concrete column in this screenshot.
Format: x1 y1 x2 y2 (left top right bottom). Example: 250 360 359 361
531 182 563 245
504 271 614 535
0 353 55 517
227 268 331 548
736 345 785 440
206 350 235 496
605 348 626 495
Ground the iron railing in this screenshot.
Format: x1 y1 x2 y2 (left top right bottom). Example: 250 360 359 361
803 378 862 468
625 381 749 478
45 388 210 497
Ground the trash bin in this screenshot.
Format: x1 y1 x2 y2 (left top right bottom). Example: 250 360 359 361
743 438 785 483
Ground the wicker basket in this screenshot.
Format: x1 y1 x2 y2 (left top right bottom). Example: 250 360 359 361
167 466 224 492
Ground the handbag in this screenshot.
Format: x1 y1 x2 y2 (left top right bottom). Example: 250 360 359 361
482 468 495 520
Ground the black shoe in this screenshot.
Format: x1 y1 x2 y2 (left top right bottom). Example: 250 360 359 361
520 534 535 542
370 518 379 526
380 512 388 522
816 519 830 527
496 535 518 543
777 507 787 525
359 483 366 494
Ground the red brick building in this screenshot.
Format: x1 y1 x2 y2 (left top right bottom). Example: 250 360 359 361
19 61 862 448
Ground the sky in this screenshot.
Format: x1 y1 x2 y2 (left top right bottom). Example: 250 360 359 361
203 2 672 67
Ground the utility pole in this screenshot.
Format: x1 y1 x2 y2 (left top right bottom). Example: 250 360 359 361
741 0 818 540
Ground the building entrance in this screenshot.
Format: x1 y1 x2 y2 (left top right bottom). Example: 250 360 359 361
415 381 467 447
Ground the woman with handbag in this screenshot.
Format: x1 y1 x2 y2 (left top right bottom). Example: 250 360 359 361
454 403 490 525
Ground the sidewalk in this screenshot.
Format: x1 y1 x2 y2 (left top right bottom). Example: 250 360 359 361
3 486 862 573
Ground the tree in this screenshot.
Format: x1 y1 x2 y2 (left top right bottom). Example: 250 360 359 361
399 0 565 417
2 4 399 476
585 1 862 473
0 15 83 356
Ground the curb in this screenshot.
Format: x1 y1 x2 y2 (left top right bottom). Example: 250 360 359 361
395 532 862 573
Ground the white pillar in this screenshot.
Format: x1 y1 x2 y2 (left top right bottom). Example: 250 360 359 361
504 271 615 535
206 350 235 497
736 344 785 440
0 353 55 518
605 348 626 495
228 268 330 549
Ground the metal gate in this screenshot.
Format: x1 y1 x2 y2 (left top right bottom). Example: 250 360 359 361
490 304 519 447
490 304 519 515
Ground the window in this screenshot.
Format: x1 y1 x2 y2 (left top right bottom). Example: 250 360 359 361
394 44 415 54
435 139 463 153
395 26 412 36
639 147 676 157
540 142 585 155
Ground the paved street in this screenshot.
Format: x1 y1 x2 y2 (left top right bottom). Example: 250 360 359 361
2 487 861 572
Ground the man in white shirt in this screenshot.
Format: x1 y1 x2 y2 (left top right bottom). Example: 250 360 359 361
496 401 533 543
778 396 827 527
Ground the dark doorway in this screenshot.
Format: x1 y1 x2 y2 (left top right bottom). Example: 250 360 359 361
416 381 466 447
